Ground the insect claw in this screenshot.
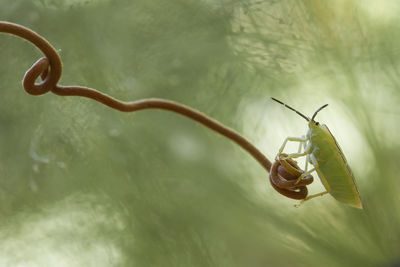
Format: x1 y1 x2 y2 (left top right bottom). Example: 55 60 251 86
295 199 306 208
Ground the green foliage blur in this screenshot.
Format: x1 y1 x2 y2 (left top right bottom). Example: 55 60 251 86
0 0 399 266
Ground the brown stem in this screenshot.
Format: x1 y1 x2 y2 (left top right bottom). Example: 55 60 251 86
269 154 313 199
0 21 272 173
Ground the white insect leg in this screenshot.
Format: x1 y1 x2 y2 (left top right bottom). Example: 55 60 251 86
285 141 311 160
295 154 331 207
297 135 307 153
294 165 316 184
297 138 303 153
304 153 310 172
277 136 308 159
302 135 309 172
280 142 315 185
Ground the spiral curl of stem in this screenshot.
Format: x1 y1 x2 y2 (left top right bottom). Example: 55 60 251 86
269 154 314 199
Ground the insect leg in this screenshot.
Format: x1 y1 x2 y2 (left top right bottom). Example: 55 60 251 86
297 135 307 153
292 145 314 184
294 190 330 207
302 135 310 172
277 136 308 159
284 140 311 161
295 154 331 207
294 166 316 185
279 141 312 184
304 153 309 172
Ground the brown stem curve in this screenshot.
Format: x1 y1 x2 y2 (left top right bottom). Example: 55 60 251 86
0 21 273 173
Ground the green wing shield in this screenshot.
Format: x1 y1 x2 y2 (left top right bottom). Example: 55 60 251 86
311 125 363 209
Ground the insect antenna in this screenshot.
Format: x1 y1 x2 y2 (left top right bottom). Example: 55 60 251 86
271 97 310 122
311 104 328 121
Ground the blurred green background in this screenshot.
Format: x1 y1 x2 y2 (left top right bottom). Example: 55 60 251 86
0 0 399 266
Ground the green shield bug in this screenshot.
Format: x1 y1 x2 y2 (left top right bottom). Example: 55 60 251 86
272 97 363 209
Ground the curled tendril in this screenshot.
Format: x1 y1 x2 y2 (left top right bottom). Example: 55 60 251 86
269 154 314 199
1 21 312 202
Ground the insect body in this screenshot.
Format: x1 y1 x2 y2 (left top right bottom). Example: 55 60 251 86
272 98 363 209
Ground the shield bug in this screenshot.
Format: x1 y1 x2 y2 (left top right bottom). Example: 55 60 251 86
271 97 363 209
